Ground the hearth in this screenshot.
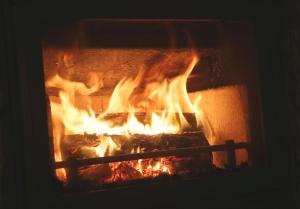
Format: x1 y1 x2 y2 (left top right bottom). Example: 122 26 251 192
1 1 298 209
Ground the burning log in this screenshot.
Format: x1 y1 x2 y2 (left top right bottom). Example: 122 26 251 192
56 141 250 169
100 112 199 129
113 131 208 154
60 130 212 186
62 131 208 159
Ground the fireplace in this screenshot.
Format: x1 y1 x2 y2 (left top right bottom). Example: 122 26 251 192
42 19 259 190
1 1 298 209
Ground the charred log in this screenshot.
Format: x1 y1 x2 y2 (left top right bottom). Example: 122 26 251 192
62 131 208 159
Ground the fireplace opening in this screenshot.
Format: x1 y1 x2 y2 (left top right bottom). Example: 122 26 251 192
42 19 263 191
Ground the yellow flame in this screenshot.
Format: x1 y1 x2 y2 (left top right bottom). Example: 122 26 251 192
95 136 120 157
47 53 214 172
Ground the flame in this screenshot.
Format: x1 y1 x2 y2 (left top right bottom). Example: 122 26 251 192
47 52 214 183
95 136 120 157
48 53 206 136
102 147 172 183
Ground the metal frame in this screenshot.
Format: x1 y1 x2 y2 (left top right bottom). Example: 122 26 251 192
56 140 250 187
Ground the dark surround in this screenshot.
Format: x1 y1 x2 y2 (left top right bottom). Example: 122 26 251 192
0 0 299 209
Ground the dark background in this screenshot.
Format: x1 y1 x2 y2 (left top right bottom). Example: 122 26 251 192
0 0 299 209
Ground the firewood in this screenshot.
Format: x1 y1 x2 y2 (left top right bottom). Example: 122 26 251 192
62 131 208 159
100 112 199 129
112 131 208 154
55 141 251 169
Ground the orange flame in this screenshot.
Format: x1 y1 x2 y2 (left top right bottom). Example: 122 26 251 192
46 52 214 183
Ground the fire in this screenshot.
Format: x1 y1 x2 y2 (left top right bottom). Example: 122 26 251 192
95 136 120 157
46 51 214 184
100 147 172 183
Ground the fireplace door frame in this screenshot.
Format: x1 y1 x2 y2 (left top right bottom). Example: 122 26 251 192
1 1 297 209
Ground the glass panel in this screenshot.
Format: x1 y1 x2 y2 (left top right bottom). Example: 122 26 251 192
42 19 262 189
